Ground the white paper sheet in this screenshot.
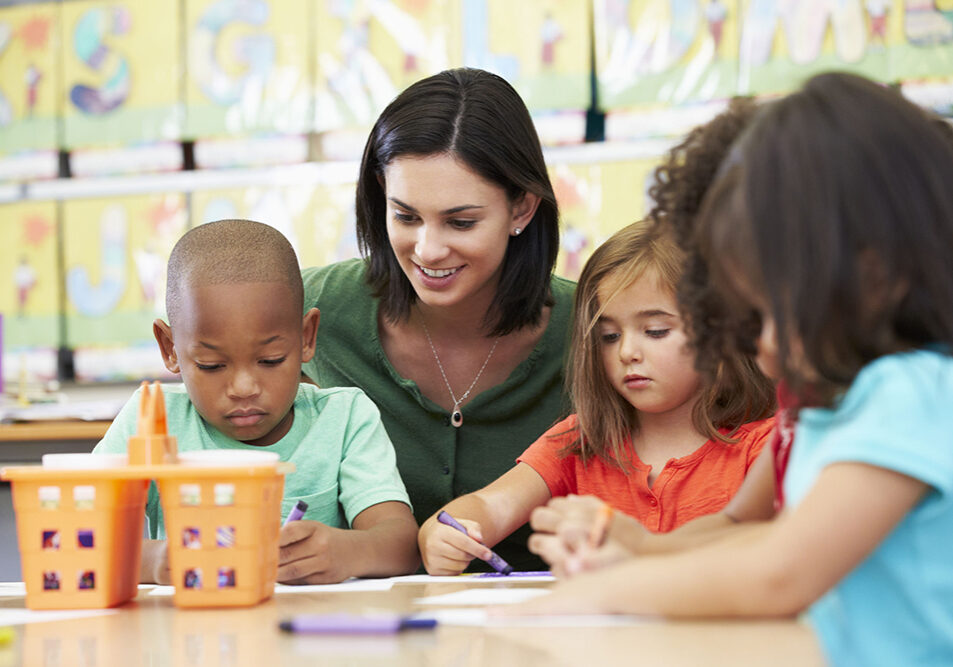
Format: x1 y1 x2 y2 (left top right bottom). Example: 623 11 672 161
414 608 650 627
0 608 118 626
0 583 157 599
0 582 26 597
413 587 550 606
148 578 395 597
273 579 395 593
391 572 555 584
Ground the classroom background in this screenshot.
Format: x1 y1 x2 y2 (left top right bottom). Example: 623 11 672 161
2 0 952 387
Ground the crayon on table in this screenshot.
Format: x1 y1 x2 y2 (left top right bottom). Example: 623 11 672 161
436 510 513 575
279 613 437 634
283 500 308 526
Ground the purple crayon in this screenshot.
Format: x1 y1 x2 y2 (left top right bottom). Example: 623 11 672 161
282 499 308 526
437 510 513 575
279 613 437 634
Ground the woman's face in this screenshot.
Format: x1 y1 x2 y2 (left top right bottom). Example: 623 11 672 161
382 153 535 312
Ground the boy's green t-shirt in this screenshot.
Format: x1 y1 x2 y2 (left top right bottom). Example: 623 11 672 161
93 383 410 539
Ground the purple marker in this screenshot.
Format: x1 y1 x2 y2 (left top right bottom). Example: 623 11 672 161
282 500 308 526
437 510 513 575
279 613 437 634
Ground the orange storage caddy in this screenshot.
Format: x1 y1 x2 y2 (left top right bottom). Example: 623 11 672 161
1 382 292 610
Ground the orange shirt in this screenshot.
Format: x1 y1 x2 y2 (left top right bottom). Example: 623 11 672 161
517 414 775 533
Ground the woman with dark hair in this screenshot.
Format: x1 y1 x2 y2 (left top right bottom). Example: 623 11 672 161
301 68 573 570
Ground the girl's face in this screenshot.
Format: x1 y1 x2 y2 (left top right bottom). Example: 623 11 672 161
597 269 702 417
382 154 535 312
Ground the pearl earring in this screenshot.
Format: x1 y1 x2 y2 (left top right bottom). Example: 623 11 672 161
512 227 522 236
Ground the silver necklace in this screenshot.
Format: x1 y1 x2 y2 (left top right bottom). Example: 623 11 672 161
420 317 500 428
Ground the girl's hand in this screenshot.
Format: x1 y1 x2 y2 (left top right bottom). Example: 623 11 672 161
528 531 631 577
418 516 494 575
277 520 350 584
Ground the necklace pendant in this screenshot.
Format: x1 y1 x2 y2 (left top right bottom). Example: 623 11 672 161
451 408 463 428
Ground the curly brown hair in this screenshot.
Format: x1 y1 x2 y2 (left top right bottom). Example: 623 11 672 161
647 97 776 418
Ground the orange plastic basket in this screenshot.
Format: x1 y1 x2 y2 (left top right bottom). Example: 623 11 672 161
1 383 292 610
153 462 285 608
1 466 148 610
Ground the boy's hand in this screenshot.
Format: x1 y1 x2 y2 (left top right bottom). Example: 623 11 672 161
277 520 351 584
140 539 171 585
418 516 493 575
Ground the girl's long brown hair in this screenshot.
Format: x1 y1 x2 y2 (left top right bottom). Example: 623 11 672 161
561 221 775 467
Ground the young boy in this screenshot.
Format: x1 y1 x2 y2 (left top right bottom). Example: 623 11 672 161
94 219 419 584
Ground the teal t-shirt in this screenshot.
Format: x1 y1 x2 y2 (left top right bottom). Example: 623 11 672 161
786 349 953 666
94 383 410 539
302 259 575 571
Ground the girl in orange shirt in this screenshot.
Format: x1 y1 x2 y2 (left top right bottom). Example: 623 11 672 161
418 216 775 574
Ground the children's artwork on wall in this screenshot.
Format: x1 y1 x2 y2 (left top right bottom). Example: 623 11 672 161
891 1 953 80
314 0 590 136
302 181 361 267
185 0 311 138
62 194 186 381
190 180 359 270
736 0 893 95
0 2 59 156
477 0 590 111
548 157 660 281
313 0 456 133
61 1 182 149
593 0 740 109
0 200 59 382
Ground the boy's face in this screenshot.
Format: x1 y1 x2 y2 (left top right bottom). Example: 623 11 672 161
154 281 319 447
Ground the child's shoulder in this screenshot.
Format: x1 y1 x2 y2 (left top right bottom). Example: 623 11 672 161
729 415 777 448
295 383 376 412
836 348 953 416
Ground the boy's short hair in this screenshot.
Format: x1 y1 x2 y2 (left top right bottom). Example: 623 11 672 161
165 219 302 324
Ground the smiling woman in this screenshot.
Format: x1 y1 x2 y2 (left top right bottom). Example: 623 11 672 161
301 68 575 571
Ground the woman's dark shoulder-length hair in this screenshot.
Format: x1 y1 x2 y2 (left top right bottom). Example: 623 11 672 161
355 67 560 336
696 71 953 401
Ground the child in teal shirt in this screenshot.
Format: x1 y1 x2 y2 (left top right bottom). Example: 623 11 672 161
95 219 419 584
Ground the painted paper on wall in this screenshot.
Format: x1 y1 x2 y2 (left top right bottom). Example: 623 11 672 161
61 0 181 148
191 181 360 270
549 158 660 281
890 1 953 81
0 201 59 382
186 0 311 138
736 0 895 95
62 194 186 349
314 0 456 132
0 2 59 155
474 0 590 111
594 0 740 109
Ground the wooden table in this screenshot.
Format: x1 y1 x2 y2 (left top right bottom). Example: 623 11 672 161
0 580 824 666
0 421 110 466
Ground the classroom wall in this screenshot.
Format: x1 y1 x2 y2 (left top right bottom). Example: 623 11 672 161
2 0 952 384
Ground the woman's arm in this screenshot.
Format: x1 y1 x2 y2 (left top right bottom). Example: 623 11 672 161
418 463 552 575
506 462 927 617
